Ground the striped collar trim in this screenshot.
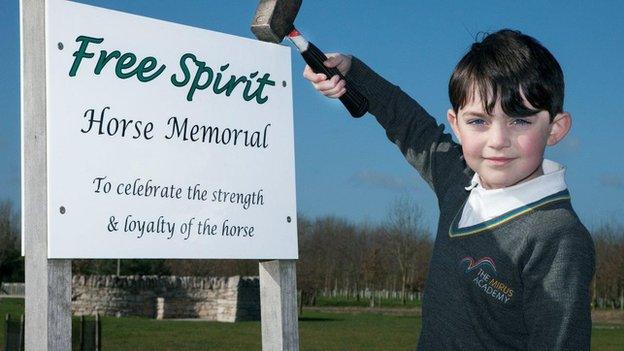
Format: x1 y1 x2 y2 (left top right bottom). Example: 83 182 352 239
448 189 571 238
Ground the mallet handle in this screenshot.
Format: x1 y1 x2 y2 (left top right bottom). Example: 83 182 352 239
289 32 368 118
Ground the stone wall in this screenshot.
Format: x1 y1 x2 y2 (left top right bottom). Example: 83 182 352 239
71 275 260 322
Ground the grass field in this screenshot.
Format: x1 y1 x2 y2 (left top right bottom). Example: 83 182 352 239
1 298 623 350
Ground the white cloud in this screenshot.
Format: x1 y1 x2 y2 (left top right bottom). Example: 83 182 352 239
349 169 416 192
599 174 623 189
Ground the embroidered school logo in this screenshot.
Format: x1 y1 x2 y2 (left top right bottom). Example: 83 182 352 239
460 256 497 274
459 256 514 304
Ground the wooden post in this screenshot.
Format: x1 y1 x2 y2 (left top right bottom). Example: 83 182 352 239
21 0 72 350
259 260 299 351
297 290 303 316
95 312 101 351
19 314 25 351
79 316 84 351
5 314 10 351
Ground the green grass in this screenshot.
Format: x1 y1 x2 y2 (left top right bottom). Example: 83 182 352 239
1 298 622 350
592 323 624 350
95 311 420 351
0 298 23 320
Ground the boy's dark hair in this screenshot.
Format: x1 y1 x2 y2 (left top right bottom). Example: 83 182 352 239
449 29 564 122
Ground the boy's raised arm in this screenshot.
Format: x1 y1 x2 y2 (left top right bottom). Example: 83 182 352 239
304 55 471 199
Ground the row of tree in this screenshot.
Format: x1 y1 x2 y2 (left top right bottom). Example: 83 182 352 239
0 200 23 283
296 197 431 305
1 198 623 309
593 223 624 309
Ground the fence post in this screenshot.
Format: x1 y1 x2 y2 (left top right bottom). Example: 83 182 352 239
21 0 72 350
5 314 10 351
79 316 84 351
95 313 101 351
297 290 303 316
259 260 299 351
19 315 25 351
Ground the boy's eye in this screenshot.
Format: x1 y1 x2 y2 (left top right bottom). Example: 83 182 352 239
511 119 531 126
467 119 486 125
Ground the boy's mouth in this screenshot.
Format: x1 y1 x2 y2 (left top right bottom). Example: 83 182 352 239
484 157 515 166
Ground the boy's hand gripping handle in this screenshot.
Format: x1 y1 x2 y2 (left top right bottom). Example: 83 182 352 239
288 31 369 118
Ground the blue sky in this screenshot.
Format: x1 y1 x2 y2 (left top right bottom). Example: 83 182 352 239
1 0 623 231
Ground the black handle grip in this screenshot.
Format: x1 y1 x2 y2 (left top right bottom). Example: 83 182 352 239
301 42 369 118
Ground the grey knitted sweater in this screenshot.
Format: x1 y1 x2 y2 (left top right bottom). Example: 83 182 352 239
346 57 596 350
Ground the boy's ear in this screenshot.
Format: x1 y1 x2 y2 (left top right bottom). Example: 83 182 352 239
547 112 572 146
447 109 461 143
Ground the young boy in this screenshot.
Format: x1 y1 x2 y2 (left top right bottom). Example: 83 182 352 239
304 29 595 350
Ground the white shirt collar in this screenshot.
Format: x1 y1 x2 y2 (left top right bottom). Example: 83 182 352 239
458 159 568 228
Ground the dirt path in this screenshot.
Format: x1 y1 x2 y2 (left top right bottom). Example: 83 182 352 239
303 306 422 316
304 306 624 324
592 310 624 324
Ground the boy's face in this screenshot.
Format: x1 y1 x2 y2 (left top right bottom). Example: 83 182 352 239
447 93 571 190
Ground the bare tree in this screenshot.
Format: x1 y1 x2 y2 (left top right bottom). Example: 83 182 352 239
593 223 624 309
384 196 428 304
296 213 327 306
360 226 389 306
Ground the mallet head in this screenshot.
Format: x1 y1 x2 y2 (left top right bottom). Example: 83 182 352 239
251 0 302 43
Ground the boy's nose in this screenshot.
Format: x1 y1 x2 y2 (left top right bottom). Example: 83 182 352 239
487 123 511 149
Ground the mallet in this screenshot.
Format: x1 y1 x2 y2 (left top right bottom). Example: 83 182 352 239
251 0 369 118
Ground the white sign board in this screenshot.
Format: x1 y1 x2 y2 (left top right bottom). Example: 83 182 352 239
44 0 297 259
